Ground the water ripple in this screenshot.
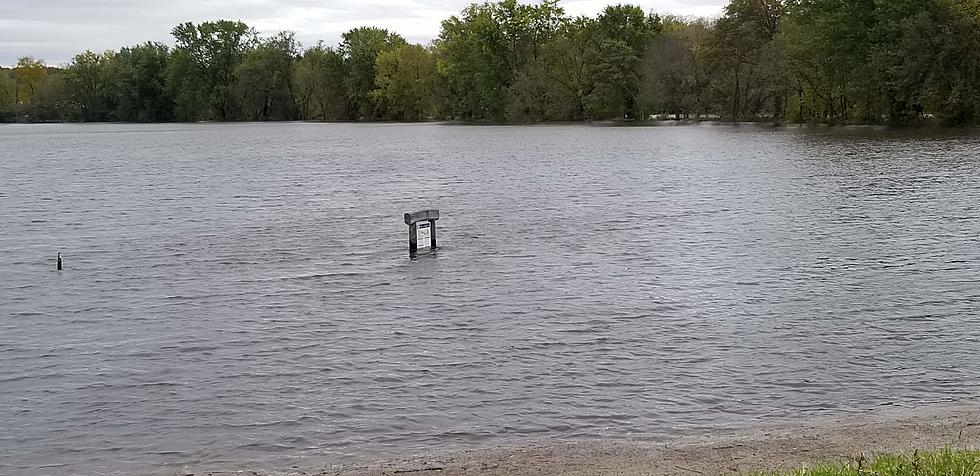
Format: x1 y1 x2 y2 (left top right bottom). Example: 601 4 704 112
1 123 980 475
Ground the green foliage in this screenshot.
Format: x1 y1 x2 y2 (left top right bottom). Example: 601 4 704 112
293 43 348 120
436 0 565 121
778 0 980 125
596 4 660 52
15 57 47 104
710 0 788 121
373 44 441 121
340 27 405 119
0 69 16 121
64 50 116 121
169 20 258 120
237 32 299 121
506 56 563 122
782 0 878 122
7 58 71 122
436 4 515 120
924 0 980 125
112 42 174 122
872 0 980 125
30 71 71 122
755 449 980 475
5 0 980 125
640 17 713 119
589 5 663 119
536 17 600 121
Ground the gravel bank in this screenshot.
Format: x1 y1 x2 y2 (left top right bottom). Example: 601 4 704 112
184 400 980 476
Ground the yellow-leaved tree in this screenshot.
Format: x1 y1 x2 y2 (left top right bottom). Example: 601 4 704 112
15 56 48 104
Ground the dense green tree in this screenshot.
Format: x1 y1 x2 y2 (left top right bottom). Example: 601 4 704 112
535 17 602 121
238 31 299 121
871 0 932 123
0 70 16 121
495 0 568 122
920 0 980 125
781 0 878 122
166 49 202 121
5 0 980 125
436 6 509 120
168 20 258 121
640 17 713 119
589 38 643 118
495 0 565 70
30 71 71 122
340 27 405 119
436 0 565 121
710 0 787 120
293 43 348 120
777 0 980 125
64 50 117 121
595 5 661 119
373 44 441 121
867 0 980 124
506 57 562 121
111 42 174 122
595 4 660 53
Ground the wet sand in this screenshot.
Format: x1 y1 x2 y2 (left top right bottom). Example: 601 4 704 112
193 400 980 476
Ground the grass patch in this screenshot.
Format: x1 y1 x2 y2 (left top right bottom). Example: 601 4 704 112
755 449 980 475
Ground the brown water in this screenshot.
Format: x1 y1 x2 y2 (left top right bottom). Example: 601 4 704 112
2 123 979 475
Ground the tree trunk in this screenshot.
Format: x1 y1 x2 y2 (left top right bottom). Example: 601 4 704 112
732 65 740 121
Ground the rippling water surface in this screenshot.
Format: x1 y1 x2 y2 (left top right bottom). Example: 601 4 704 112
2 123 980 475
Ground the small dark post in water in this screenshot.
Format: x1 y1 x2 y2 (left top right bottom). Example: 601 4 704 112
404 209 439 254
57 253 62 271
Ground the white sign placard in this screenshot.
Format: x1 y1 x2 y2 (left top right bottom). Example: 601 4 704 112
417 222 431 246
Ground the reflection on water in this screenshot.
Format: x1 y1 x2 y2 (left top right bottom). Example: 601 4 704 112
1 123 979 475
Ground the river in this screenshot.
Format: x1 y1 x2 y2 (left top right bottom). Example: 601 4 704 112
2 122 979 475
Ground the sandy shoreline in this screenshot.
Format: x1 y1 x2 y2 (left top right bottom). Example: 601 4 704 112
188 400 980 476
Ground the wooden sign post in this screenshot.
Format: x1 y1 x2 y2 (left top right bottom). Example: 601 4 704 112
404 209 439 254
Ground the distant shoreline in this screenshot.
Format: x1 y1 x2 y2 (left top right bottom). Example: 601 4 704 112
166 399 980 476
2 119 971 130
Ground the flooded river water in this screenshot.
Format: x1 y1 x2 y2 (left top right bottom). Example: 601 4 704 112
2 123 979 475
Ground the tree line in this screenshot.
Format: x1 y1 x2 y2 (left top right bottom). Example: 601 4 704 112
2 0 979 125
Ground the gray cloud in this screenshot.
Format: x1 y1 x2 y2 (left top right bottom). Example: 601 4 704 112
0 0 725 66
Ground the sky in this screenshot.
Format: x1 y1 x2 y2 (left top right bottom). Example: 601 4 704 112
0 0 726 67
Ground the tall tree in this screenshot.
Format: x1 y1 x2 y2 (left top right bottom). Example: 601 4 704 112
781 0 878 122
537 17 603 121
710 0 787 120
340 27 405 119
436 0 565 121
436 5 509 120
65 50 117 121
293 43 348 120
0 70 15 121
14 57 48 104
30 71 71 121
373 44 440 121
640 17 713 119
111 42 174 122
590 4 662 119
237 31 299 121
3 0 980 125
168 20 257 121
920 0 980 124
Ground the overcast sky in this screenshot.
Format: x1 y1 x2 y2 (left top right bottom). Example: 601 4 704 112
0 0 726 67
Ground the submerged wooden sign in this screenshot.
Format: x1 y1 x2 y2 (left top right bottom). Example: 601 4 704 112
404 209 439 254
